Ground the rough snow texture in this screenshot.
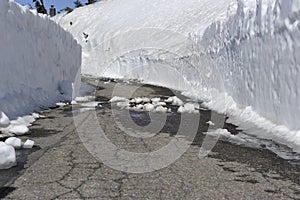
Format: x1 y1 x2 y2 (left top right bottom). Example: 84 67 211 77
0 112 10 128
200 0 300 152
22 139 34 149
0 142 16 169
5 137 22 149
0 113 42 136
56 0 300 153
0 0 81 120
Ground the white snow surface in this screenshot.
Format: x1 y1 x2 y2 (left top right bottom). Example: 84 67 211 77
1 136 35 169
165 96 184 106
56 0 300 153
0 112 10 128
109 96 129 103
0 0 81 120
0 113 42 136
178 103 199 114
111 96 170 113
5 137 22 149
22 139 35 149
205 129 246 144
0 142 16 169
74 96 94 102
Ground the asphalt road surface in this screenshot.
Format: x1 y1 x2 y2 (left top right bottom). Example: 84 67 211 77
0 79 299 199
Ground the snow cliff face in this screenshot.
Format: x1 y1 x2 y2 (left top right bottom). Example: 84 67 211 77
0 0 81 119
200 0 300 152
55 0 300 153
202 0 300 130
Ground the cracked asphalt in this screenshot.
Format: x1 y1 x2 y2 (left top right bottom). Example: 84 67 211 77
0 79 300 199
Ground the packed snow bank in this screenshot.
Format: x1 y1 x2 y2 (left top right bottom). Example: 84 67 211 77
55 0 300 153
54 0 235 83
0 0 81 120
199 0 300 153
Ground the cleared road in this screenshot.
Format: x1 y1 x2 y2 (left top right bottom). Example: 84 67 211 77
0 79 299 199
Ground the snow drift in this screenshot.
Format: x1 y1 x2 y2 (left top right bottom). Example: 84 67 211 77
55 0 300 153
0 0 81 120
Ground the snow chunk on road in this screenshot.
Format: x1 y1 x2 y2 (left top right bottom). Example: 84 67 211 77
154 106 169 113
129 97 151 104
0 142 16 169
0 113 41 136
206 121 215 126
165 96 184 106
5 137 22 149
205 129 246 144
116 101 130 109
144 103 155 112
32 113 40 119
110 96 128 103
7 125 29 136
22 139 35 149
151 98 161 103
113 96 171 113
134 97 143 104
75 96 94 102
56 102 67 107
135 104 145 110
0 112 10 128
80 102 100 108
205 129 232 138
142 97 150 103
153 101 167 107
178 103 199 114
11 116 35 127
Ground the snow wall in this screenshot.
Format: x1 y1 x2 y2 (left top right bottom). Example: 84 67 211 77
55 0 300 153
0 0 81 119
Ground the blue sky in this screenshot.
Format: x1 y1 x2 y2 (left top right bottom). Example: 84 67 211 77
15 0 80 12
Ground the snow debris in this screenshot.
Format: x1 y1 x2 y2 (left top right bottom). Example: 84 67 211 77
134 97 143 104
112 96 173 113
177 103 199 114
206 121 215 126
0 142 16 169
144 103 155 112
5 137 22 149
154 106 169 113
32 113 40 119
110 96 128 103
165 96 184 106
75 96 94 102
142 97 151 103
56 102 67 107
151 98 161 104
0 112 42 136
71 100 78 105
0 112 10 128
22 139 35 149
116 101 130 109
153 102 167 107
205 129 246 144
7 125 29 136
80 102 100 108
